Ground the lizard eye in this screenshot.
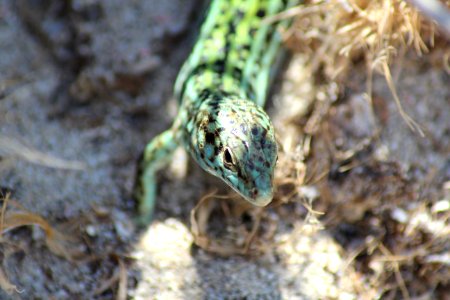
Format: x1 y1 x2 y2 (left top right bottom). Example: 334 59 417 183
223 148 236 170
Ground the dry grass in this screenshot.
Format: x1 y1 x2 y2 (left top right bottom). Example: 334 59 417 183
190 190 278 256
0 192 131 297
284 0 447 73
270 0 450 298
279 0 449 134
0 135 86 170
0 192 77 295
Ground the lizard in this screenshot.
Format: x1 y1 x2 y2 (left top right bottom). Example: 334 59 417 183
136 0 297 223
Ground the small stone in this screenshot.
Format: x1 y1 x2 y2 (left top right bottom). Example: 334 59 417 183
85 224 97 236
391 207 409 223
431 199 450 213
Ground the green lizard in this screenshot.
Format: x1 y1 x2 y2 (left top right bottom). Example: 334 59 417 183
137 0 297 223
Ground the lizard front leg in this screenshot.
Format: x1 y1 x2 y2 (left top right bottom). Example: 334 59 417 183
136 129 179 224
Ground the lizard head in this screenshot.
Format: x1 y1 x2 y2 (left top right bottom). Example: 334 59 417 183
187 93 278 206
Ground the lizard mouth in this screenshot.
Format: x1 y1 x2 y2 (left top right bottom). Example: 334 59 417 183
223 169 274 207
232 188 273 207
247 173 274 206
247 191 273 207
226 177 273 207
244 184 273 207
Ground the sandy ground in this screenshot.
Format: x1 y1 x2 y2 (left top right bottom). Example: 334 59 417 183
0 0 448 299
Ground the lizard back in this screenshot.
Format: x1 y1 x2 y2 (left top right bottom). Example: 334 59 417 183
175 0 295 108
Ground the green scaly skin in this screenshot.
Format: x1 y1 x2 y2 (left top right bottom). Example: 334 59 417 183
137 0 297 223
